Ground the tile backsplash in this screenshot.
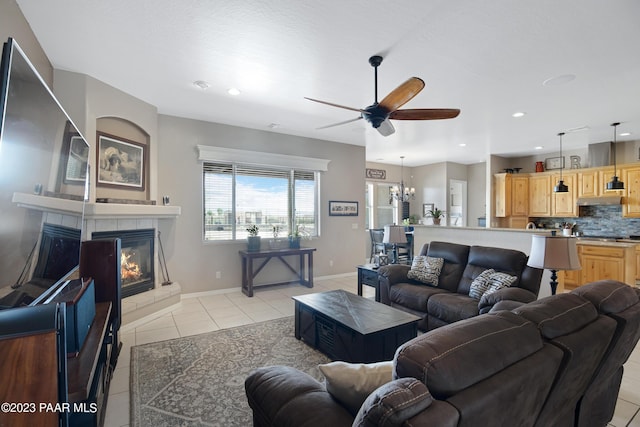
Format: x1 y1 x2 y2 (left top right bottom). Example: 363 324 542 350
531 205 640 237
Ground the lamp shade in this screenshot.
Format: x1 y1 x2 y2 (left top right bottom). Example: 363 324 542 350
527 234 581 270
383 225 407 244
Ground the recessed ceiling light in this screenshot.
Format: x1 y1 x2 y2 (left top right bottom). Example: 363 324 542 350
228 87 241 96
542 74 576 86
459 143 467 147
534 146 544 150
193 80 210 90
620 132 632 137
512 112 526 118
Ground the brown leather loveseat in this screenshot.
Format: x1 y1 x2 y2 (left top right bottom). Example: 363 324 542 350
378 241 543 331
245 280 640 427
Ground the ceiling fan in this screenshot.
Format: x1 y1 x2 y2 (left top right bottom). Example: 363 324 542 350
305 55 460 137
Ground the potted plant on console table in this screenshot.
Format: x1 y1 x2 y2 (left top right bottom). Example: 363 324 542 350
247 225 261 252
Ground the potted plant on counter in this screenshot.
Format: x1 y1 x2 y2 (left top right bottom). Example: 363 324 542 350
247 225 261 252
426 207 445 225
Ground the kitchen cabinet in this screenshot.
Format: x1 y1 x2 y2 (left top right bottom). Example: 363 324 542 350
551 172 577 217
511 175 529 216
562 268 581 291
622 166 640 217
495 173 528 228
636 245 640 282
600 167 625 196
577 170 599 197
495 173 528 217
494 173 510 217
529 174 552 217
581 245 634 286
562 243 636 290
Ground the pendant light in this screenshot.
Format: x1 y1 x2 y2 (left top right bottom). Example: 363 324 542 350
606 122 624 190
553 132 568 193
389 156 415 203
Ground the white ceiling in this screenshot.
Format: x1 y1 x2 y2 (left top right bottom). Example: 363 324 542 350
15 0 640 167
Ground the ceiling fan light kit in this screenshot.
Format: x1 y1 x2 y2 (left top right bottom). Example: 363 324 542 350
606 122 624 190
305 56 460 136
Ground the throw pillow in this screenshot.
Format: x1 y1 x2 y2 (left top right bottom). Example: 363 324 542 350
484 271 518 296
407 256 444 286
353 378 433 427
318 360 394 415
469 268 495 300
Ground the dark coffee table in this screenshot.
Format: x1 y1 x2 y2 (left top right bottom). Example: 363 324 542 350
292 290 420 363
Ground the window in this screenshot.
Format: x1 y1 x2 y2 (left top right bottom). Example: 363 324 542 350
365 182 399 229
203 162 319 241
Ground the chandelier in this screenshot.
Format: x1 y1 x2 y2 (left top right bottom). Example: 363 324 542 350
389 156 415 203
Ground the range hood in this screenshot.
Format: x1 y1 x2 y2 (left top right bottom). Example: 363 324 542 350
576 195 622 206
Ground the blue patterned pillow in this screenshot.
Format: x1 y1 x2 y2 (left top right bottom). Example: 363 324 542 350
407 256 444 286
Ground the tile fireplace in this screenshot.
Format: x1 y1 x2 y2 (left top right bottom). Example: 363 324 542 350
92 228 155 298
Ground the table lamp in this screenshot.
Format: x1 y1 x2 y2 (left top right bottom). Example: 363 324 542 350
383 225 407 264
527 234 581 295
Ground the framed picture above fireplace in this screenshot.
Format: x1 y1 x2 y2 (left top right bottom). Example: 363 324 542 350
97 132 146 190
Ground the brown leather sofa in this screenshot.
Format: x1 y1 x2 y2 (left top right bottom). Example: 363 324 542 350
378 241 543 331
245 280 640 427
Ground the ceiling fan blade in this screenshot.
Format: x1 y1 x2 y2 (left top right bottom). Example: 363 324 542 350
376 119 395 137
378 77 425 112
390 108 461 120
316 116 363 130
304 97 368 114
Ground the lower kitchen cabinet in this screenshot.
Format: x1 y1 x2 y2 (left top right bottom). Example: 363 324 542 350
560 243 636 291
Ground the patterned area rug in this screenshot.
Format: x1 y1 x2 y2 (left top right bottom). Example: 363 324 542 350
130 316 330 426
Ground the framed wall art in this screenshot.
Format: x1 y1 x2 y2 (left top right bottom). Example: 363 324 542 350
329 200 358 216
545 156 565 170
63 135 89 184
97 132 146 190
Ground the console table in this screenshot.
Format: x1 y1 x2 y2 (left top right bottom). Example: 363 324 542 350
239 247 316 297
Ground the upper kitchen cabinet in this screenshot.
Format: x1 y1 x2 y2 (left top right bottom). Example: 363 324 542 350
577 169 599 197
529 174 552 217
622 165 640 217
495 173 528 217
551 171 577 217
600 167 625 196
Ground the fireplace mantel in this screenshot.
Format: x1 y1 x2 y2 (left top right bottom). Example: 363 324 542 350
13 192 181 219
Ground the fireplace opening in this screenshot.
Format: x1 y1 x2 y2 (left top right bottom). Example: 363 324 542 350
92 228 154 298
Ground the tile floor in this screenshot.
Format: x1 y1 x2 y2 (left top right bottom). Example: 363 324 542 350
104 275 640 427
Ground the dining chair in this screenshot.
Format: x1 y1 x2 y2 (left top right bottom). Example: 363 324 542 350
369 229 388 263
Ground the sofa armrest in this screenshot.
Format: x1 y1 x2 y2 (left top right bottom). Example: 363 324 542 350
245 366 353 427
478 287 537 314
377 264 411 304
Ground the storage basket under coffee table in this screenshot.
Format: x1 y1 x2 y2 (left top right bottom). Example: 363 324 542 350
292 290 420 363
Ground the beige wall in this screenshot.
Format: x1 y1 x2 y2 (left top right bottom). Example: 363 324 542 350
157 115 366 293
0 1 52 86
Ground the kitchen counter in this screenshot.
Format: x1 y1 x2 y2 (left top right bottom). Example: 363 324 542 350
575 238 639 248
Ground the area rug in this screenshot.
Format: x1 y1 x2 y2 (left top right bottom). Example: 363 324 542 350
130 316 330 426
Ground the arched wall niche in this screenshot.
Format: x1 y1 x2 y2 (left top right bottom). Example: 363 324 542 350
95 116 151 201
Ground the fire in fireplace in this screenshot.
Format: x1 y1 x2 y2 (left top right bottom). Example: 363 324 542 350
92 228 155 298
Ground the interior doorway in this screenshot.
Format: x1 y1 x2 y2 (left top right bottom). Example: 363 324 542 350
449 180 467 227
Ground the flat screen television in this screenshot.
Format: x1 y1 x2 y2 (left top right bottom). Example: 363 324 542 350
0 37 90 309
